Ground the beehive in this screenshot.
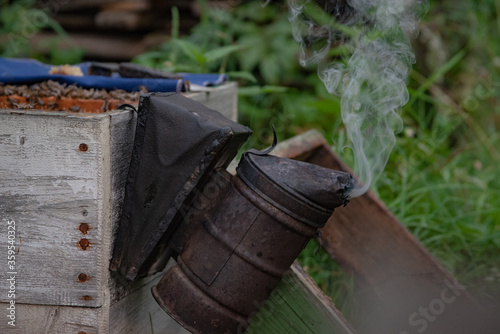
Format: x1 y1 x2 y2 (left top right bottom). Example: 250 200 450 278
0 83 237 333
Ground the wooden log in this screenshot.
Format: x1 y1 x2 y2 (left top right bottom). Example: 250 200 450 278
95 10 158 31
55 0 141 11
51 13 96 30
56 0 193 11
272 129 491 334
32 32 148 60
101 1 151 11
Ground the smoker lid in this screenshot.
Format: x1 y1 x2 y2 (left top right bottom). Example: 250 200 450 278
236 151 354 228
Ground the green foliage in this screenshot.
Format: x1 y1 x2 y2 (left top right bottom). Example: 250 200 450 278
0 0 45 56
134 5 249 75
0 0 84 64
134 2 332 148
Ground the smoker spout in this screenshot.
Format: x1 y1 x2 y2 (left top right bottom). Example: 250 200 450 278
280 160 354 209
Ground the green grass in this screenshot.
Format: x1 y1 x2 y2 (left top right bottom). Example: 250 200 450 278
381 104 500 289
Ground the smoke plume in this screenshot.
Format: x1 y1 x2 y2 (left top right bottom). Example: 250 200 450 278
288 0 425 197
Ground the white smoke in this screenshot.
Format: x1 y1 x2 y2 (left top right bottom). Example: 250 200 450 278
288 0 425 197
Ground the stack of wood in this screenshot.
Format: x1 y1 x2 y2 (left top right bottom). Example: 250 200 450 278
34 0 201 61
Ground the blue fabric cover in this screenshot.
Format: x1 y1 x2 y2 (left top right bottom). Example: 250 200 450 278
180 73 228 86
0 58 228 92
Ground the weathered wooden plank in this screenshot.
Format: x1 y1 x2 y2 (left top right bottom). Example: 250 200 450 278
0 301 108 333
0 111 113 308
272 129 489 333
246 262 356 334
0 268 188 333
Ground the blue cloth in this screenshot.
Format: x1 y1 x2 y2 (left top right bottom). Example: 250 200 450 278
180 73 228 87
0 58 228 92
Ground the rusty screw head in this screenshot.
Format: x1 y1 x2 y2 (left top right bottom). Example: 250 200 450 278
78 238 90 250
78 223 90 235
79 143 88 152
78 273 90 283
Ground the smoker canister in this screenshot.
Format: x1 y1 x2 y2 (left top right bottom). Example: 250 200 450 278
152 151 353 333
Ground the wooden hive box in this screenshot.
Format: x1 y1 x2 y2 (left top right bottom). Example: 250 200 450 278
0 82 238 334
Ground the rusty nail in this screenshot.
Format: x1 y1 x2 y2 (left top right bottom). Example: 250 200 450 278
79 143 88 152
78 223 90 235
78 238 91 250
80 295 93 301
78 273 90 283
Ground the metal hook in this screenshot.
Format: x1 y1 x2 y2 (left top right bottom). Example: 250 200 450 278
247 124 277 156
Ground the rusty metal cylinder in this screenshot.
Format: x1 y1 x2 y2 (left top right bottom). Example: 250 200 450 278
152 152 353 333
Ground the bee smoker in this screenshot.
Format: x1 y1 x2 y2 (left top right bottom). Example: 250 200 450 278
110 92 353 333
152 149 353 333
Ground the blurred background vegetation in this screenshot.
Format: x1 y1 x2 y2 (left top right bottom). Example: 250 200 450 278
1 0 499 319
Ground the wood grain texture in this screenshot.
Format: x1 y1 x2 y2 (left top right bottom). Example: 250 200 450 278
0 110 112 307
245 262 356 334
0 301 107 333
